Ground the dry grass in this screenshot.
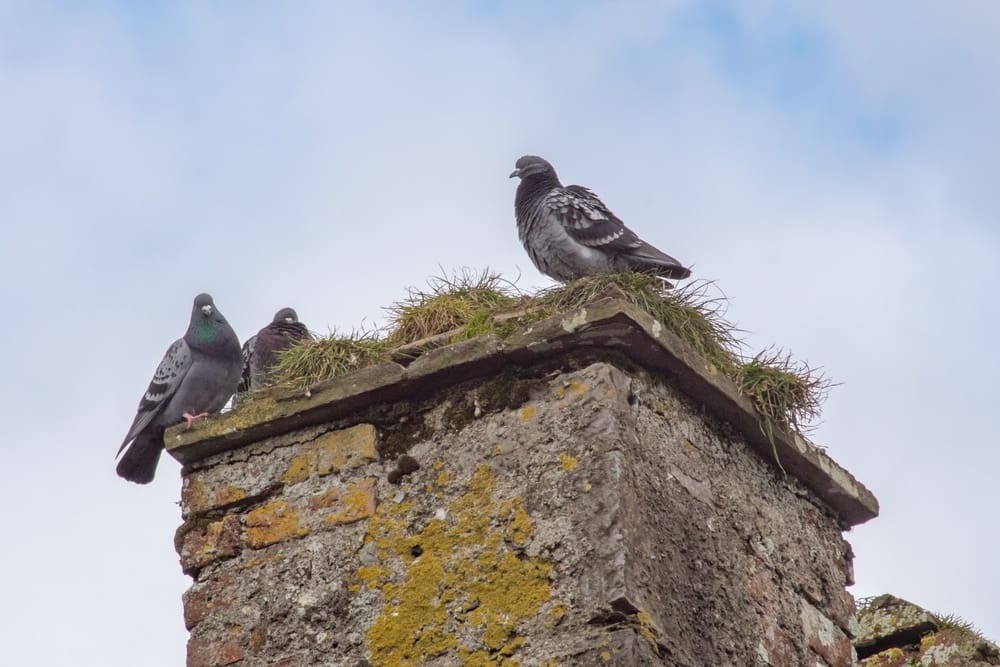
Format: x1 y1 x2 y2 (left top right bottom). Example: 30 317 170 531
932 612 989 643
269 328 390 389
385 268 522 345
537 273 743 376
255 268 835 438
736 347 835 436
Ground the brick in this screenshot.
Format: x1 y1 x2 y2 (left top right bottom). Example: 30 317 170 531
308 478 377 526
315 424 379 475
801 599 855 667
246 499 309 548
280 423 379 485
182 477 249 516
188 636 244 667
180 516 242 573
757 618 798 666
183 573 235 630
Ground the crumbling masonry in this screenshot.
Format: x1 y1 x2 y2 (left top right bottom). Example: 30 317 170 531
169 294 878 666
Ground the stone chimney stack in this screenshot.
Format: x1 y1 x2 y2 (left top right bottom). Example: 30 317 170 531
169 294 877 666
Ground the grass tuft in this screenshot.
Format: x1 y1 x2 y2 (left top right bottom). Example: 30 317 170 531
736 347 834 435
537 273 743 375
386 268 522 346
932 612 988 642
248 268 836 437
269 328 390 389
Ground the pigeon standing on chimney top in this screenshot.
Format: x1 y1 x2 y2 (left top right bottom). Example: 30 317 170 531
239 307 311 393
116 293 242 484
509 155 691 283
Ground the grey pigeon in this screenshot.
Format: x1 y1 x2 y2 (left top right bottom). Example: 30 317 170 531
116 293 242 484
510 155 691 282
238 307 311 393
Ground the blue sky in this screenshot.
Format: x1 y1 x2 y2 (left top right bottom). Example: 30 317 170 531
1 2 998 664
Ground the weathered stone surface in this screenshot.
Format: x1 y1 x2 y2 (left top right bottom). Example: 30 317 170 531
245 499 309 549
178 515 242 575
856 595 1000 666
404 332 504 383
856 594 938 650
166 297 877 528
167 362 405 462
178 362 864 666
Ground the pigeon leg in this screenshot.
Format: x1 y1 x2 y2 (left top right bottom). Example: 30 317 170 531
182 412 210 429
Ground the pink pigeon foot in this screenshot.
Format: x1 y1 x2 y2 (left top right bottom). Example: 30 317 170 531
182 412 210 429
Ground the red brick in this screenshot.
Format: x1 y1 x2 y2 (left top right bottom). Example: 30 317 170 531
187 636 244 667
180 516 242 574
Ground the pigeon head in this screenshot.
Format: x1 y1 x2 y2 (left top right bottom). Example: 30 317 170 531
187 293 237 351
509 155 557 181
272 307 299 324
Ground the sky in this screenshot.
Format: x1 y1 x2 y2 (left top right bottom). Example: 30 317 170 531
1 1 998 664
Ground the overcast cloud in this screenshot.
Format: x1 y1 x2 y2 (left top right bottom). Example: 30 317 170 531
1 2 998 664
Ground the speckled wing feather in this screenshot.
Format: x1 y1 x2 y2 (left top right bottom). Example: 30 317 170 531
118 338 193 454
238 335 256 394
544 185 644 253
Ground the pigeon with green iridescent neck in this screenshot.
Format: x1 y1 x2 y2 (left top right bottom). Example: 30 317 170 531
238 307 311 393
116 293 242 484
510 155 692 283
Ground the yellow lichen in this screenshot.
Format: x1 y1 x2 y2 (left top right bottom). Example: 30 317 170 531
183 478 248 512
317 480 377 525
600 651 612 662
178 395 281 441
282 453 313 485
506 505 533 547
281 424 378 485
556 381 589 400
361 464 552 665
559 453 579 472
636 609 660 653
245 500 308 548
519 405 537 421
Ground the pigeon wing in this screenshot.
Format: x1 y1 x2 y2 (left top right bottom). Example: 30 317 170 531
548 185 691 279
544 185 644 252
118 338 193 455
238 335 256 393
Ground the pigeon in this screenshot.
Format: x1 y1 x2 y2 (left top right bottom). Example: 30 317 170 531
238 307 311 393
509 155 691 283
116 293 243 484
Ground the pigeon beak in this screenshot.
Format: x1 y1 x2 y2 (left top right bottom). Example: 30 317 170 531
508 168 520 179
284 317 294 323
201 305 213 316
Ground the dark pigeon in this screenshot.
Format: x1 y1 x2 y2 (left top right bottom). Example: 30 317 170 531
116 293 242 484
239 307 310 393
509 155 692 283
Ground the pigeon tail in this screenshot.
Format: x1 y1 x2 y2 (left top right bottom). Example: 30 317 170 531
116 429 164 484
621 242 692 280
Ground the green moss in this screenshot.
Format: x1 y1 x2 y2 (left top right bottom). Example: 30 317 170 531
478 368 535 413
378 412 435 460
442 399 475 432
361 464 552 665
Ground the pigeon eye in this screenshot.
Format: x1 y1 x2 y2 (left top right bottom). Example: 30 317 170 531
201 305 213 316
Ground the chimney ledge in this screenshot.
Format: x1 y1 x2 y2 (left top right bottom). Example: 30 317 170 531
166 295 878 527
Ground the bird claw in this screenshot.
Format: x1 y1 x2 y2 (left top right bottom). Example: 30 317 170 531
182 412 210 429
